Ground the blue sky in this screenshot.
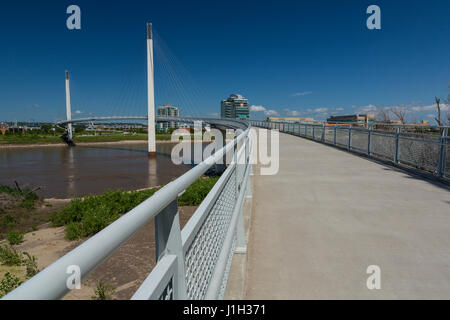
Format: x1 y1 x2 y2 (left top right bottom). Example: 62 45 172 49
0 0 448 123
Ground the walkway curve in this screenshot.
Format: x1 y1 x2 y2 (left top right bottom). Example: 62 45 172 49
245 130 450 299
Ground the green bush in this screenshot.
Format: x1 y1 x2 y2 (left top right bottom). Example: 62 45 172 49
7 230 24 245
178 177 219 206
0 246 23 266
52 177 219 240
0 214 18 227
52 188 159 240
22 252 39 278
0 272 22 298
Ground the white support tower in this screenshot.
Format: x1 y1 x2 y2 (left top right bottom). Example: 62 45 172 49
65 71 73 143
147 23 156 156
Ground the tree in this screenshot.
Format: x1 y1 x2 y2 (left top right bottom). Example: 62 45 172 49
376 108 391 123
390 106 408 124
434 97 442 127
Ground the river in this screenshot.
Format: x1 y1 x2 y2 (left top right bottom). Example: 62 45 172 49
0 142 194 199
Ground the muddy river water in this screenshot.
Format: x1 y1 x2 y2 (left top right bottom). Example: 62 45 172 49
0 142 194 199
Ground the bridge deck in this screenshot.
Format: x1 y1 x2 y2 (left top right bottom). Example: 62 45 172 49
245 130 450 299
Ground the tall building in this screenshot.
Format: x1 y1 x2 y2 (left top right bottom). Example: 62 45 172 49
157 104 180 132
221 94 249 120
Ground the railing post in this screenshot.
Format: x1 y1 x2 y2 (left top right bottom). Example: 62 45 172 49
321 123 325 142
394 127 401 164
334 126 337 145
437 127 448 178
312 125 315 139
348 125 352 150
215 128 228 174
155 199 187 299
367 125 372 156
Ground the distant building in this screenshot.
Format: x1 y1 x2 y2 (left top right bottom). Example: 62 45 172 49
221 94 249 120
157 104 180 131
267 117 314 123
378 120 431 127
327 114 375 125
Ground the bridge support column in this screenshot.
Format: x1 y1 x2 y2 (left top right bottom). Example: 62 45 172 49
147 23 156 157
65 71 74 146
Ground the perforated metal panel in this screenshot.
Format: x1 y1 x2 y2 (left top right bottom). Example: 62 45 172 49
218 234 236 299
314 127 323 141
184 168 237 300
325 127 335 143
351 129 368 152
370 132 395 160
336 128 349 146
398 135 440 171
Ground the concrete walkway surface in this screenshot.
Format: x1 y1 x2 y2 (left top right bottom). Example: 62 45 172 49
245 130 450 299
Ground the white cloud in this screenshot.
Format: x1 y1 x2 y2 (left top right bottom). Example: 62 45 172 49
353 104 378 114
284 109 303 116
250 105 278 116
264 109 278 116
291 91 312 97
33 104 40 108
314 107 328 113
411 103 448 112
208 112 219 117
250 105 266 112
75 110 83 114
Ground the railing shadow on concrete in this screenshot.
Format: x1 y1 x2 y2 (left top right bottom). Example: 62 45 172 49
251 120 449 181
3 120 253 300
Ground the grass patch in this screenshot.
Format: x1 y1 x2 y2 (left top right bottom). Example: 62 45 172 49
0 214 18 228
0 246 23 266
52 188 160 240
0 185 39 209
22 252 39 278
52 177 219 240
178 177 220 206
0 246 39 277
0 134 61 145
0 272 22 298
7 230 24 245
91 281 115 300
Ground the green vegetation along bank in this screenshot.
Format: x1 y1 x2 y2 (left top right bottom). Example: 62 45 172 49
51 176 219 240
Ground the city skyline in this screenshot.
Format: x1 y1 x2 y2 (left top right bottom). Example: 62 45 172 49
0 0 448 123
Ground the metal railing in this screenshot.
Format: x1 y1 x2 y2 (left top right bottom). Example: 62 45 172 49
4 120 253 300
251 120 449 179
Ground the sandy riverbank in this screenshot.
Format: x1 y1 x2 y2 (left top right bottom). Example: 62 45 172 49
0 205 197 300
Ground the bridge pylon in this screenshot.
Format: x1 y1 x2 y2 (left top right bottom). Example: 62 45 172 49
64 71 75 146
147 23 156 157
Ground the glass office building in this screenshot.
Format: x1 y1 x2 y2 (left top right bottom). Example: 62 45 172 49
221 94 249 120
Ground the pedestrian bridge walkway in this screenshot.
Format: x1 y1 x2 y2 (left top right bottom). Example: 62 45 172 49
245 130 450 299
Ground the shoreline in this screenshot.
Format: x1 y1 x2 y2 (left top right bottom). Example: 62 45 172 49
0 138 215 149
44 185 164 202
0 140 176 149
